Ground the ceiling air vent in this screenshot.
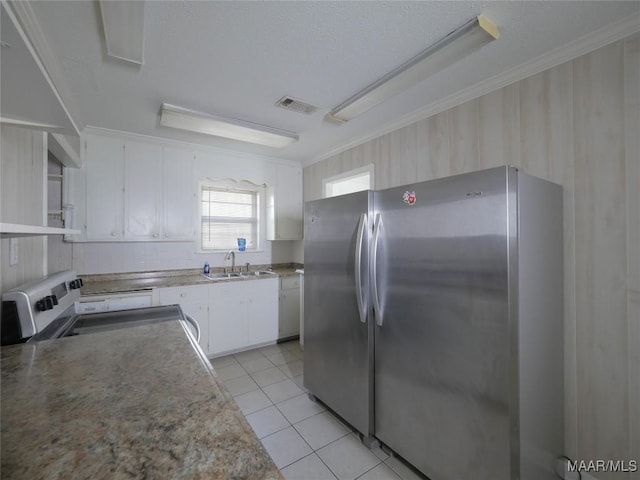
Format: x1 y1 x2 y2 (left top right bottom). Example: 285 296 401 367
275 96 318 115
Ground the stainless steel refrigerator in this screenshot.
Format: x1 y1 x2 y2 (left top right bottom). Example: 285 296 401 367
304 166 564 480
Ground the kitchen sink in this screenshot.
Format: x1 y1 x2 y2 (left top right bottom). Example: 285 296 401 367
202 272 242 280
240 270 277 277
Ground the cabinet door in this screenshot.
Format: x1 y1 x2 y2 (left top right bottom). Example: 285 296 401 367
248 278 279 345
163 147 196 240
275 165 303 240
210 283 249 355
124 141 163 240
279 284 300 339
267 164 303 241
157 285 209 354
85 134 125 240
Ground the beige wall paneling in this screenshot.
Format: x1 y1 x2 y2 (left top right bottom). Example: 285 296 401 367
426 110 451 180
519 60 579 459
502 83 522 170
478 89 505 170
415 118 432 182
339 148 355 174
302 161 314 203
519 71 550 179
551 62 579 462
519 63 573 182
574 41 629 477
624 35 640 480
388 122 418 188
1 126 47 293
374 133 392 190
448 99 479 175
317 155 333 199
352 139 371 181
326 150 343 183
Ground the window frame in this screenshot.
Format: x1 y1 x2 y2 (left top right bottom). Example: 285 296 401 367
198 180 265 253
322 164 375 198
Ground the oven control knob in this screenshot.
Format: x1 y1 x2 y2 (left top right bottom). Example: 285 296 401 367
70 279 84 290
36 297 53 311
48 295 58 306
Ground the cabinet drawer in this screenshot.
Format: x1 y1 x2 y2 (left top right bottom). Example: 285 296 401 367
280 276 299 290
157 285 208 305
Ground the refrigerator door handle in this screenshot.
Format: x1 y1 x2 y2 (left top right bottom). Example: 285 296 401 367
372 213 383 326
355 213 367 324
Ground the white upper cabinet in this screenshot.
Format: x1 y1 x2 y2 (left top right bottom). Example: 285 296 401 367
83 132 197 242
80 130 291 243
124 141 163 240
86 134 124 240
163 147 196 240
267 163 303 240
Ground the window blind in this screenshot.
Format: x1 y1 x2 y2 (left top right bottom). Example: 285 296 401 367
201 186 258 250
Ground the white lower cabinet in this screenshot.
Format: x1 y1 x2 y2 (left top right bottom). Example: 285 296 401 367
210 278 279 356
157 285 210 354
279 276 300 339
248 278 279 345
209 282 250 354
156 279 279 357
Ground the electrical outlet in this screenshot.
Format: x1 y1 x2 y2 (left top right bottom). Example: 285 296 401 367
9 238 18 266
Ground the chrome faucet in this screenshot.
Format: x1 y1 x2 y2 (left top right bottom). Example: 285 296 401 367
224 250 236 273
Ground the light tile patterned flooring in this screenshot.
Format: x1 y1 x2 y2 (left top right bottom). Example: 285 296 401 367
211 340 423 480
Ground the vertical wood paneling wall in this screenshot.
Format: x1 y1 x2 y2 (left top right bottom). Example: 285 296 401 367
304 34 640 477
0 125 47 294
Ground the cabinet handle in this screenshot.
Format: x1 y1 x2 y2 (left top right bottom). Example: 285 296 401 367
153 233 160 238
111 231 117 237
180 293 186 298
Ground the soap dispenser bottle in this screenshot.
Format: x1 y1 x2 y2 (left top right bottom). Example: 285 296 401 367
204 262 210 274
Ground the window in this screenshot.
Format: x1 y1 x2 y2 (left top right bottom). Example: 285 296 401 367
200 183 261 251
323 164 374 198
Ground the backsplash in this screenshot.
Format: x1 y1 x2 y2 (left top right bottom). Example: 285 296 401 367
65 240 303 275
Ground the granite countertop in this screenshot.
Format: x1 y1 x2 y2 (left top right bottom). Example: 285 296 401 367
80 263 302 295
0 321 282 480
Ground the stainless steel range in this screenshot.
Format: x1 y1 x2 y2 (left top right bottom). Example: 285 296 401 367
1 270 200 345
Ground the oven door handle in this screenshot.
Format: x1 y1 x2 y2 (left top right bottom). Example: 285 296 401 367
184 314 201 343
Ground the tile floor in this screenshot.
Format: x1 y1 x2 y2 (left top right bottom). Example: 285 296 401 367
211 340 424 480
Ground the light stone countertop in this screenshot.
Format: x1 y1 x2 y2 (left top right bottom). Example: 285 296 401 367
79 264 302 296
0 321 282 480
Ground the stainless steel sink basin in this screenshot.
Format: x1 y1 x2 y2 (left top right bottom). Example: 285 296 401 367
241 270 277 277
203 272 242 280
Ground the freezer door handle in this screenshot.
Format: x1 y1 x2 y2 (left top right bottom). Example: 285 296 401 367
372 213 383 327
355 213 368 323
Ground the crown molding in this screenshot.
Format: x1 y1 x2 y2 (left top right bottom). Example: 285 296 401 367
4 0 81 136
305 12 640 167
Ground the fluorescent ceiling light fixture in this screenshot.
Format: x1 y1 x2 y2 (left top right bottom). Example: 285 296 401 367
159 104 299 148
328 15 499 123
99 1 145 65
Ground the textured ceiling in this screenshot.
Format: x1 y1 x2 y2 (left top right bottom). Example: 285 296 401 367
24 1 640 164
